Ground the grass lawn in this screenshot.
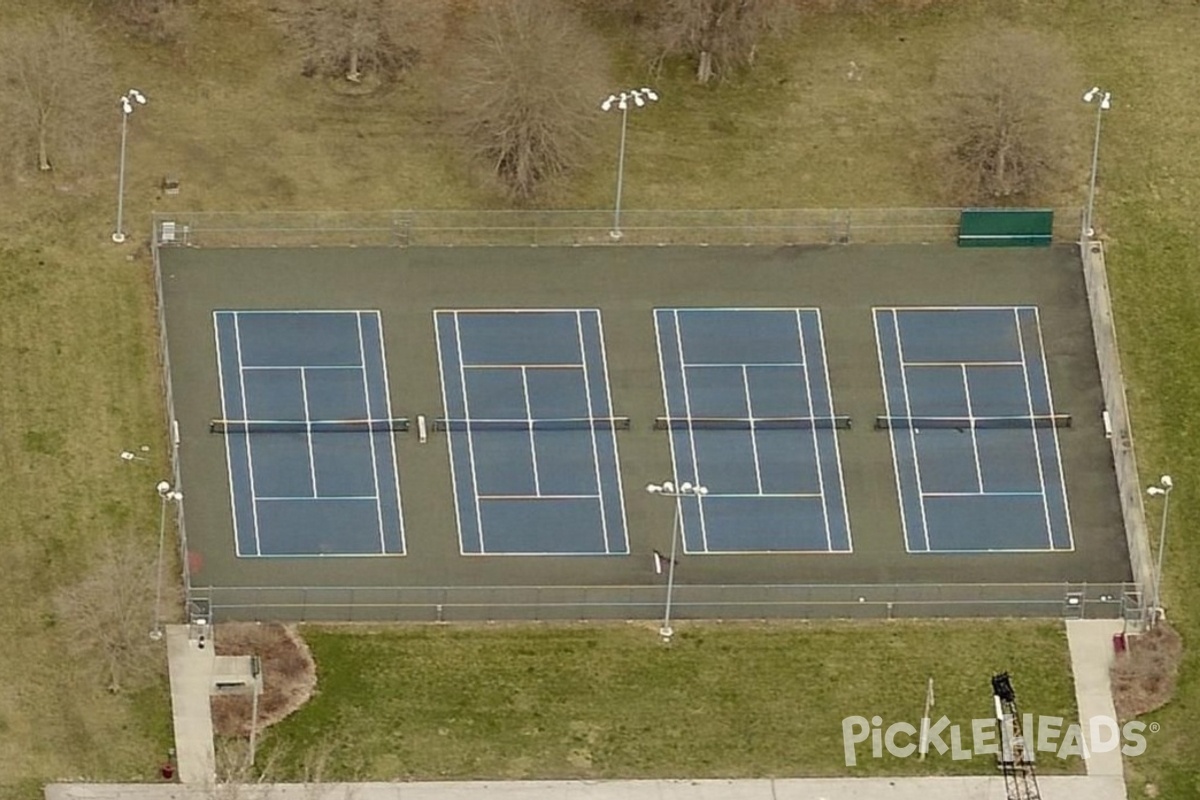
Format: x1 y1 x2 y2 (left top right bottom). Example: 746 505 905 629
2 0 1200 797
261 621 1079 780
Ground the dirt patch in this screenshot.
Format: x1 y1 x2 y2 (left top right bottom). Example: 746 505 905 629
211 622 317 737
1110 623 1183 719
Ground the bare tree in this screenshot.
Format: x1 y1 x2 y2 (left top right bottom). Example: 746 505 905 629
0 14 112 174
443 0 610 201
932 30 1081 204
88 0 191 43
276 0 446 83
641 0 792 85
54 536 164 693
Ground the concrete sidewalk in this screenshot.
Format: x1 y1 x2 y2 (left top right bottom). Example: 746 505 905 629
166 625 216 785
1065 619 1126 777
47 776 1127 800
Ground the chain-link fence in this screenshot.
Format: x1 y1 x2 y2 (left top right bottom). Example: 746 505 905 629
151 208 1084 249
151 234 190 602
151 206 1149 627
1081 240 1153 628
190 581 1131 623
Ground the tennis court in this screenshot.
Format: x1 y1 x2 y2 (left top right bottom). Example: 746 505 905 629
434 309 629 555
874 307 1072 553
159 243 1131 621
213 310 404 557
654 308 851 553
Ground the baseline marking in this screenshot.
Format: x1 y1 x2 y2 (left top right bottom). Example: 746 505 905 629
354 313 387 554
371 310 406 555
1031 306 1075 550
873 310 910 554
257 495 378 501
794 309 834 552
593 309 631 555
214 313 246 557
1013 307 1054 549
892 309 932 552
232 312 264 557
574 310 609 553
671 309 712 552
452 312 487 555
814 309 853 552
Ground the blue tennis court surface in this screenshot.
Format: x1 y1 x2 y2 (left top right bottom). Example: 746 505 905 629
435 309 629 555
655 308 851 553
874 306 1073 553
214 310 404 557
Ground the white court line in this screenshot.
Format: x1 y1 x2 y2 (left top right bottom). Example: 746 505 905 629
371 310 406 555
882 305 1038 312
520 366 542 496
433 312 469 556
443 307 599 315
593 309 631 555
740 365 765 494
452 312 488 555
960 364 984 493
812 309 853 553
793 309 833 552
465 363 584 371
1013 307 1055 550
243 364 361 371
661 306 821 313
478 493 601 500
686 361 805 369
872 310 910 555
231 313 264 557
1031 307 1076 550
213 313 248 557
922 491 1044 498
574 310 610 554
705 492 825 499
902 360 1025 368
891 309 933 552
226 309 376 315
355 313 387 555
298 368 319 498
671 309 712 552
653 311 686 554
257 495 379 501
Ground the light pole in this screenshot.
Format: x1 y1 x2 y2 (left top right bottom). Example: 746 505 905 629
647 479 707 642
151 480 183 641
1146 475 1173 621
112 89 147 244
600 87 658 240
1082 86 1112 242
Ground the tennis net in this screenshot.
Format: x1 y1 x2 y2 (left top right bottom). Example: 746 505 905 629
433 417 632 432
210 418 410 434
654 416 852 431
874 414 1072 430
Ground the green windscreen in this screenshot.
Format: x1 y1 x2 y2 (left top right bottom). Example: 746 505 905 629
958 209 1054 247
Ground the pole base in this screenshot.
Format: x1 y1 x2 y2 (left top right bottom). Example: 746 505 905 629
658 625 673 642
112 232 127 244
148 628 163 641
608 229 623 241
